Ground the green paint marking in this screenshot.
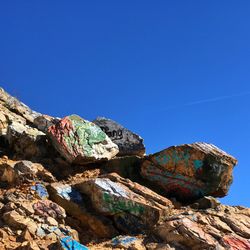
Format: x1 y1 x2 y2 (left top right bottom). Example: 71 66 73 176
103 193 144 215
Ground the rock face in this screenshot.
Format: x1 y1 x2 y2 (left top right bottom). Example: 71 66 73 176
93 117 145 157
47 115 119 164
156 205 250 250
141 142 237 202
1 88 250 250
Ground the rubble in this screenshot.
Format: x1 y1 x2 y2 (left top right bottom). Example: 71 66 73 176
0 88 250 250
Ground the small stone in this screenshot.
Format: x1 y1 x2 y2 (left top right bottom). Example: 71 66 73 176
46 216 58 226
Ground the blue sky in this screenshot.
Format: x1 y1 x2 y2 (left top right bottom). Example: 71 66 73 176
1 1 250 206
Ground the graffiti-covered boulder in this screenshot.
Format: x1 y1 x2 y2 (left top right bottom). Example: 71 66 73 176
47 115 119 164
93 117 145 157
48 183 117 238
141 142 237 202
76 173 173 232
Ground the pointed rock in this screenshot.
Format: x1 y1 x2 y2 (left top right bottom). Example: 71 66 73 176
93 117 145 157
141 142 237 202
47 115 119 164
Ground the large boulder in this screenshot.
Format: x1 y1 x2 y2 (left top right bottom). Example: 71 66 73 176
47 115 119 164
93 117 145 157
76 173 173 232
48 182 118 238
141 142 237 202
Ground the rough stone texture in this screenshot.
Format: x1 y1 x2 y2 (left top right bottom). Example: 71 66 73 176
0 88 41 124
6 122 48 160
93 117 145 157
156 205 250 250
1 88 250 250
76 173 173 230
33 114 60 133
47 115 119 164
141 142 237 202
48 182 118 238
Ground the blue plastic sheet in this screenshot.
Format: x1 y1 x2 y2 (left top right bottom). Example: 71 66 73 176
60 236 88 250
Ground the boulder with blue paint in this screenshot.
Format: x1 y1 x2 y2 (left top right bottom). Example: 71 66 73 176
48 182 118 238
141 142 237 202
76 173 173 231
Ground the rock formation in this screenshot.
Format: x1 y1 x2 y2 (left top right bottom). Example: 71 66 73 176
0 87 249 250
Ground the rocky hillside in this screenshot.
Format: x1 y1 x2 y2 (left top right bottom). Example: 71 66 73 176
0 87 249 250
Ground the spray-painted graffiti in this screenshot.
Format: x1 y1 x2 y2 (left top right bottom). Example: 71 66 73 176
141 163 206 199
102 192 144 215
154 149 191 166
100 126 123 140
154 149 204 172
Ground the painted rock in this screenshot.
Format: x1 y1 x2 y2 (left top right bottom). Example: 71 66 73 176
141 142 237 202
48 183 118 238
93 117 145 157
47 115 119 164
76 173 173 228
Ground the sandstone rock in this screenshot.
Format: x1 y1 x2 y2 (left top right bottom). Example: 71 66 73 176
76 173 173 231
155 205 250 250
48 182 117 238
3 210 38 234
14 160 55 183
0 88 41 124
190 196 221 209
141 142 237 202
6 122 48 160
93 117 145 157
47 115 119 164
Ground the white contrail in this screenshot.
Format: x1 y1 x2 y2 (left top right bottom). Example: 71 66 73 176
163 91 250 111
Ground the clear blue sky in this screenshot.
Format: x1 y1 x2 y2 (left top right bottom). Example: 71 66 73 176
1 1 250 206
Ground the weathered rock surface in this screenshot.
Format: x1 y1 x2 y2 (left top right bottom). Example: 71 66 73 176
33 114 59 133
0 88 41 124
1 88 248 250
141 142 237 202
156 205 250 250
93 117 145 157
47 115 119 164
76 173 173 232
48 182 118 238
6 122 48 160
